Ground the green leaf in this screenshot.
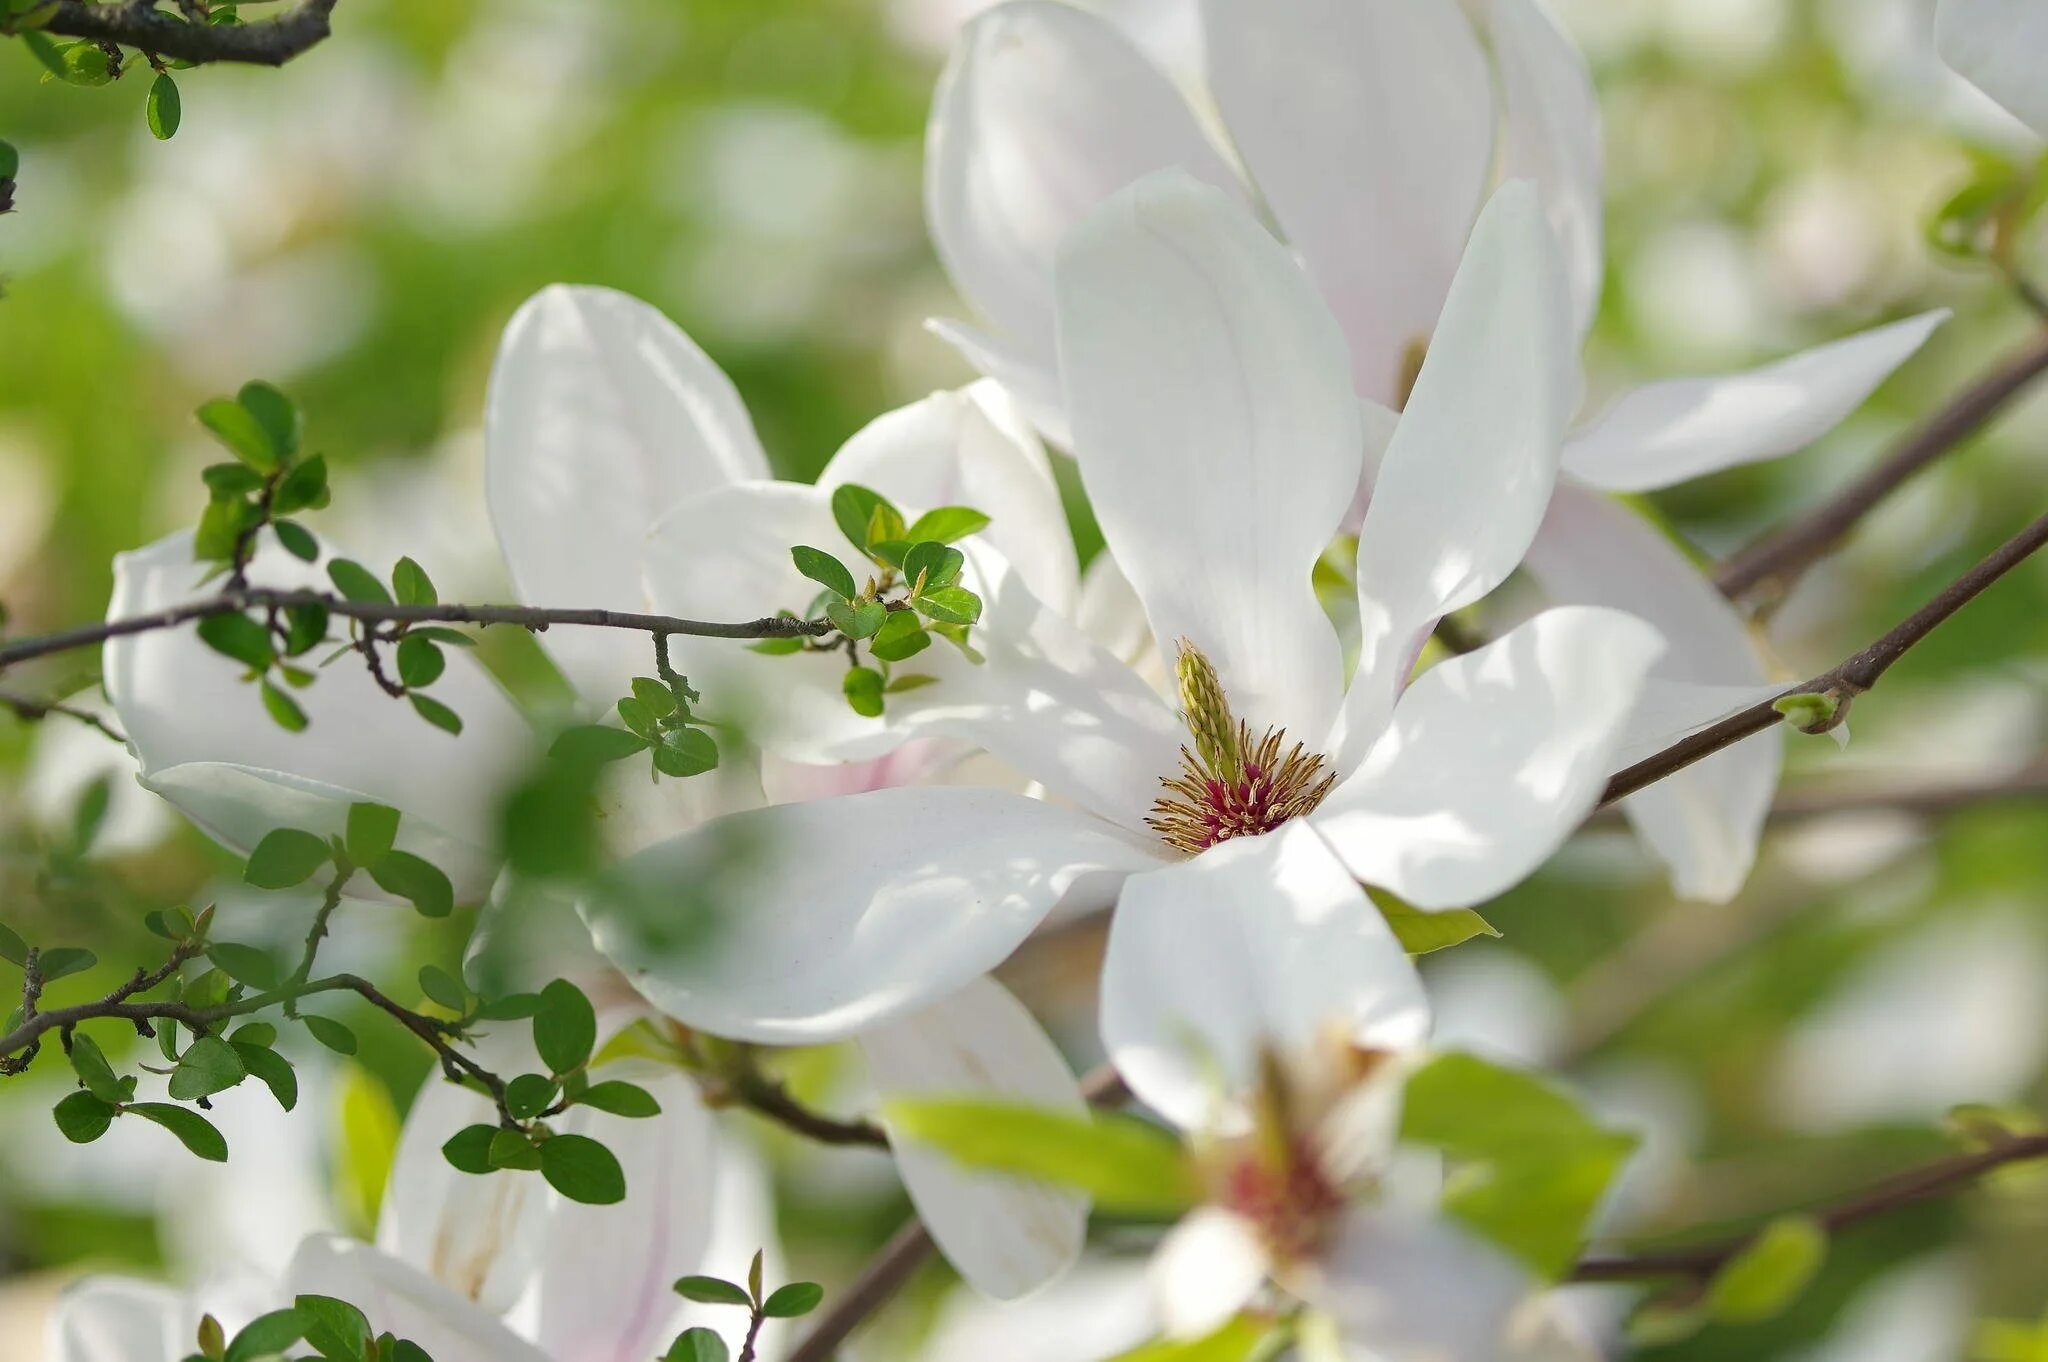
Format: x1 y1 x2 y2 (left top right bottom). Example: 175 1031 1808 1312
195 496 257 562
230 1021 276 1047
198 612 275 670
0 921 24 966
234 380 298 461
540 1132 626 1204
577 1080 662 1118
301 1014 357 1055
224 1309 303 1362
869 610 931 663
417 964 467 1012
912 586 982 626
143 71 184 139
1102 1317 1271 1361
38 946 96 981
203 462 264 498
885 672 938 693
750 636 805 656
207 941 280 989
904 506 990 544
326 558 392 605
197 397 280 471
39 38 111 85
616 697 657 738
391 556 437 606
53 1090 115 1144
409 693 463 735
791 546 857 601
826 598 887 640
294 1295 372 1361
260 678 309 732
345 802 400 864
830 483 899 550
632 676 676 718
1399 1052 1638 1279
272 454 329 516
653 727 719 778
884 1098 1198 1216
664 1327 730 1362
68 1033 128 1103
396 635 445 688
489 1126 543 1170
272 519 318 562
551 724 650 765
169 1035 248 1101
1773 691 1839 734
534 978 597 1075
672 1275 752 1306
369 850 454 918
505 1072 559 1120
474 992 542 1021
903 541 965 591
128 1102 229 1161
1370 892 1500 956
71 776 112 852
235 1042 298 1111
761 1282 824 1318
281 601 328 656
842 666 885 718
245 827 330 889
441 1123 498 1174
0 140 16 181
1706 1216 1827 1324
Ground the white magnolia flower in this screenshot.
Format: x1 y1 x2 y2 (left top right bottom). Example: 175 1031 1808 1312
584 173 1665 1132
925 0 1951 900
1935 0 2048 138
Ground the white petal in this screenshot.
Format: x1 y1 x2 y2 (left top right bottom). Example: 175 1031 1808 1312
1316 607 1664 910
927 0 1242 366
463 876 622 999
50 1278 193 1362
1074 549 1160 681
1487 0 1605 339
486 285 769 704
1561 311 1949 492
1937 0 2048 138
1298 1209 1530 1362
1149 1208 1268 1338
821 381 1079 615
1056 171 1358 742
925 318 1072 449
1340 182 1579 766
287 1236 552 1362
104 531 529 897
1522 483 1780 901
1202 0 1495 404
526 1067 721 1361
1101 823 1428 1133
584 788 1161 1043
862 976 1090 1301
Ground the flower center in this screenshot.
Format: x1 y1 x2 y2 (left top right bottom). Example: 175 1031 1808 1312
1147 640 1335 855
1217 1134 1346 1266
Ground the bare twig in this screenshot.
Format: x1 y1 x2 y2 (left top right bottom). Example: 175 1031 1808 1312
720 1048 889 1149
17 0 340 67
1587 760 2048 829
0 690 126 744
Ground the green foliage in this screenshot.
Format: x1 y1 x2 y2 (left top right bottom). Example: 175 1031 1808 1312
534 978 596 1076
761 1282 823 1317
1103 1318 1272 1362
792 545 857 600
538 1131 626 1204
244 828 331 889
128 1102 228 1161
1370 891 1500 955
663 1329 729 1362
168 1035 246 1101
345 802 400 864
884 1097 1198 1215
673 1275 752 1306
366 850 453 918
1706 1216 1828 1324
145 73 180 140
577 1080 661 1118
326 559 390 605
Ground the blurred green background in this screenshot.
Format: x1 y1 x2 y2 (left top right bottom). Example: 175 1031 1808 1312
2 0 2047 1358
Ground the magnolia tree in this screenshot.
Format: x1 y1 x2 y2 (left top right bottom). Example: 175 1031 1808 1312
3 2 2048 1361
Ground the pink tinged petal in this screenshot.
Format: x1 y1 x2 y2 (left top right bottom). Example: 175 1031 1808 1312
527 1069 720 1362
1202 0 1495 405
104 530 529 898
1149 1207 1269 1339
1296 1209 1530 1362
820 381 1079 615
927 0 1243 371
1523 484 1781 901
1102 823 1429 1134
51 1278 194 1362
1937 0 2048 137
1561 310 1950 492
1316 606 1665 911
288 1236 553 1362
1341 182 1580 765
584 788 1162 1043
1055 171 1359 743
1486 0 1606 340
485 285 769 705
861 976 1091 1301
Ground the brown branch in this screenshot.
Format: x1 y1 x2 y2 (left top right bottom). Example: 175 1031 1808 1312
0 690 126 743
1716 331 2048 602
1587 759 2048 829
719 1049 889 1149
1573 1131 2048 1282
1605 509 2048 806
0 588 831 671
18 0 340 67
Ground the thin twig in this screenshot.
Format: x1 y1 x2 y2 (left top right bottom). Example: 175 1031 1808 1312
721 1049 889 1149
1587 760 2048 828
0 690 126 744
284 868 348 1018
15 0 340 67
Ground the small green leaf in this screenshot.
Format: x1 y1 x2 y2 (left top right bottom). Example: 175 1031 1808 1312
0 921 25 966
301 1014 357 1055
869 611 932 663
904 507 990 544
0 140 16 182
245 828 330 889
791 546 857 601
144 71 183 139
577 1080 662 1118
369 850 454 918
664 1327 730 1362
551 725 650 765
830 483 898 549
224 1309 303 1362
1706 1216 1827 1324
53 1090 115 1144
417 964 467 1012
903 541 965 591
391 556 437 606
534 978 597 1075
294 1295 372 1361
272 454 329 515
281 601 328 656
206 941 280 989
198 612 275 670
884 1098 1198 1215
128 1101 229 1161
761 1282 824 1318
632 677 676 718
407 625 474 647
272 519 318 562
540 1132 626 1204
842 666 885 718
169 1035 247 1101
260 678 309 732
672 1275 752 1306
826 597 886 639
442 1123 498 1174
474 992 542 1021
197 397 280 471
617 697 657 739
202 462 264 498
489 1126 543 1170
72 777 112 852
912 586 982 626
750 636 804 656
235 1042 298 1111
505 1072 559 1120
326 558 392 605
235 380 298 460
230 1022 276 1047
68 1035 128 1104
410 693 463 735
396 635 445 688
346 802 400 864
653 727 719 778
1370 891 1500 956
38 946 97 981
1773 691 1839 733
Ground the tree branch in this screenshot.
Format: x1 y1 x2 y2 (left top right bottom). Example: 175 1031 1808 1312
18 0 340 68
1605 509 2048 806
0 689 125 743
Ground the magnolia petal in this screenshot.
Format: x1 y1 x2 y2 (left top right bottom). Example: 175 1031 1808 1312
1150 1208 1269 1339
105 531 528 891
485 285 769 705
1102 822 1428 1134
1316 607 1664 910
1561 311 1949 492
862 976 1090 1301
927 0 1242 366
925 318 1072 449
1488 0 1605 339
1937 0 2048 138
287 1236 553 1362
585 788 1159 1043
821 381 1079 615
1056 171 1359 743
1297 1208 1530 1362
1202 0 1494 405
1341 182 1579 766
1523 483 1780 901
50 1278 194 1362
